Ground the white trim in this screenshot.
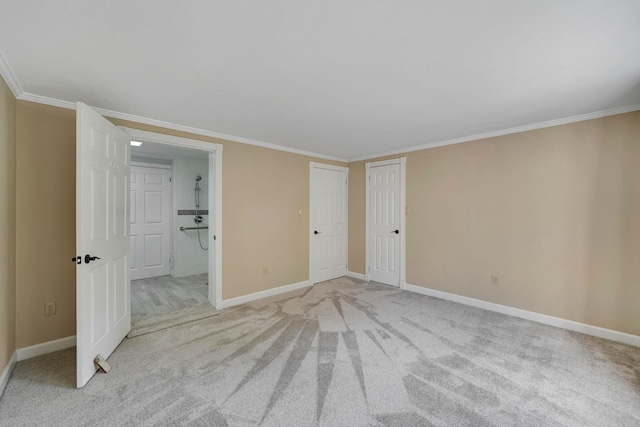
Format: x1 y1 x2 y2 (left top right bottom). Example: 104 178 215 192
18 92 72 110
123 128 223 152
347 271 366 280
16 93 347 162
365 157 406 287
130 160 172 170
404 283 640 348
309 162 349 173
0 48 22 97
122 128 224 310
219 280 311 309
0 351 17 398
309 162 349 286
348 103 640 162
209 150 222 307
399 158 406 289
10 90 640 163
16 336 77 361
365 163 370 282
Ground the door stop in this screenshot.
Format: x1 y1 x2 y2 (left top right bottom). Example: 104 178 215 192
94 355 111 373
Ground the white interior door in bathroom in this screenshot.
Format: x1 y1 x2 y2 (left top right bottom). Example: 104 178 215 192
75 102 131 388
129 163 172 280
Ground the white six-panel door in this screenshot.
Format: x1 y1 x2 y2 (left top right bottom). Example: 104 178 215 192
129 164 171 280
76 103 131 388
369 163 401 286
310 163 348 284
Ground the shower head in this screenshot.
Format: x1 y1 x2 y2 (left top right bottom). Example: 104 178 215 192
195 175 202 182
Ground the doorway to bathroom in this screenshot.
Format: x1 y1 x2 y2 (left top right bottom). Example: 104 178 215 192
124 128 223 335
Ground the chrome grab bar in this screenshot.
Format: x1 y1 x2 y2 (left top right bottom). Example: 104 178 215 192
179 226 209 231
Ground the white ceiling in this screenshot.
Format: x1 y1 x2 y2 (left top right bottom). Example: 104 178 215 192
1 1 639 161
131 141 209 161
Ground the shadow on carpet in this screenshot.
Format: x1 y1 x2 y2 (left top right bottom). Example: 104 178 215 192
128 303 222 338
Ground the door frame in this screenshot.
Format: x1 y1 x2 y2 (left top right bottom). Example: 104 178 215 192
309 162 349 285
365 157 406 288
122 128 223 309
129 161 173 280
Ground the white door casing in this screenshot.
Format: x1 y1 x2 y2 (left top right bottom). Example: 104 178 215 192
366 158 406 287
310 162 348 285
122 128 223 309
76 102 131 388
129 164 172 280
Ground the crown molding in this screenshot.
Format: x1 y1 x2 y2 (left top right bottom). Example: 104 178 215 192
15 92 348 163
9 82 640 164
0 48 23 98
348 103 640 162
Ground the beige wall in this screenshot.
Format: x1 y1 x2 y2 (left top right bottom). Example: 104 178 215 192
15 102 76 348
110 118 345 299
14 102 345 348
349 111 640 336
0 77 16 374
12 98 640 348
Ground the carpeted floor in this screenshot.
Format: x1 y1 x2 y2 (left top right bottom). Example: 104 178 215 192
128 303 222 338
1 277 639 426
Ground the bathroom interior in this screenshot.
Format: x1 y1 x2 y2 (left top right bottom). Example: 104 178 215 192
129 140 211 322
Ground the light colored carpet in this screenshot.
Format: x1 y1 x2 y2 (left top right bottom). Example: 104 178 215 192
1 277 639 426
128 303 222 338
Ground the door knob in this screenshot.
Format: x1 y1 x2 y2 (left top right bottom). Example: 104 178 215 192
72 256 82 264
84 255 101 264
314 230 321 235
391 229 399 234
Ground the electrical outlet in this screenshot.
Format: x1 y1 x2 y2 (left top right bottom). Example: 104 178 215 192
491 276 499 287
45 302 56 316
263 266 268 275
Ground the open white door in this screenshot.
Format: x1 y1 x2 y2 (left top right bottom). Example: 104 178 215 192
76 102 131 388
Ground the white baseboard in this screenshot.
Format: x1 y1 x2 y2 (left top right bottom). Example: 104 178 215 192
218 280 311 309
16 336 76 362
0 351 17 399
404 283 640 348
347 271 366 281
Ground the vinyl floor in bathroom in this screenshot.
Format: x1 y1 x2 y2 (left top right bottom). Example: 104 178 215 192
131 273 208 320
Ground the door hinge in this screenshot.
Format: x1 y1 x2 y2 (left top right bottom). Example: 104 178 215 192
169 177 172 182
213 235 216 240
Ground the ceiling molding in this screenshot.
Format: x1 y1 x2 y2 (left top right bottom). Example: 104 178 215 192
15 91 349 163
0 48 23 98
18 92 77 110
7 77 640 165
348 103 640 162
